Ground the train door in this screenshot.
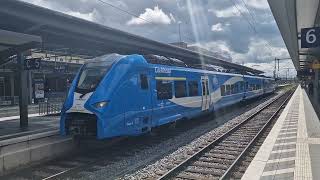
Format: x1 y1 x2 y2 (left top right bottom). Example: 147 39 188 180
138 72 153 131
124 71 153 133
201 76 210 111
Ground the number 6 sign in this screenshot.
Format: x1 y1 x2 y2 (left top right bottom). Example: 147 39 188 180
301 27 320 48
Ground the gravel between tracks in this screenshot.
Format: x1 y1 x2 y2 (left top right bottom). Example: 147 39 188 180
43 91 284 180
121 91 284 180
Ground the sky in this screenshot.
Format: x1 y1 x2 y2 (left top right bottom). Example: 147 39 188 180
21 0 296 78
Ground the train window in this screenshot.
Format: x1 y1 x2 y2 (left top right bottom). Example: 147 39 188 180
231 84 234 94
240 81 244 91
156 80 172 100
175 81 187 98
188 81 199 96
235 84 239 93
246 82 249 90
221 85 225 96
226 85 231 95
140 74 148 89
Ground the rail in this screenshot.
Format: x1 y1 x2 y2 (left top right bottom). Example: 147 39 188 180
220 89 294 179
157 88 295 180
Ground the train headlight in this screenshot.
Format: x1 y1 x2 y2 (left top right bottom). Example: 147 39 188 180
94 101 108 108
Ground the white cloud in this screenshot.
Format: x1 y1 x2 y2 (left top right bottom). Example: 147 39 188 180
211 23 224 32
210 6 246 18
231 38 289 64
127 6 175 25
246 0 269 9
190 41 233 62
67 11 95 21
192 39 294 76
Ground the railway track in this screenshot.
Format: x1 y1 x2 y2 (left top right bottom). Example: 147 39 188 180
2 89 287 180
156 88 294 180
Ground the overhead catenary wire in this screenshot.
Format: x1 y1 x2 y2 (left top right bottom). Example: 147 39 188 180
236 0 276 53
229 0 274 53
96 0 195 43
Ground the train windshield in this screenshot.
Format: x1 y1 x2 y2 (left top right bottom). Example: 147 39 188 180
75 54 125 93
76 62 111 93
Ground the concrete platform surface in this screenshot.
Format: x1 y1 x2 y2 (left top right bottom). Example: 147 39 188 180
242 86 320 180
0 116 59 138
0 115 72 175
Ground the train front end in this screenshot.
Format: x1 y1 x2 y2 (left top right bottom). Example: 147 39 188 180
60 54 124 139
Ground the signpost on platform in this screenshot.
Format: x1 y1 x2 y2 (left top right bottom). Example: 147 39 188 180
25 58 41 70
301 27 320 48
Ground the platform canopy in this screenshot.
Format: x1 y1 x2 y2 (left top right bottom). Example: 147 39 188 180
0 29 41 62
268 0 320 71
0 0 263 74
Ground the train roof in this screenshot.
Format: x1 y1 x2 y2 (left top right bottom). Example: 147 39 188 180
87 53 274 80
142 54 274 80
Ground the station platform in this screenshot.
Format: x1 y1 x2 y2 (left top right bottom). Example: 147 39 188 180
242 86 320 180
0 116 59 139
0 104 39 118
0 115 73 175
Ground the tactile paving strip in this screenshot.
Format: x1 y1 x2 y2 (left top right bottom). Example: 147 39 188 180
259 95 299 180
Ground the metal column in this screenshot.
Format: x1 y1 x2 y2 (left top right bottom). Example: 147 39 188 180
28 71 33 104
10 74 14 96
17 53 28 128
315 69 319 104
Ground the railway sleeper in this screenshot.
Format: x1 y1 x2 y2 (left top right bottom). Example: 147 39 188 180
218 142 247 148
176 171 217 180
203 152 237 160
198 157 233 165
210 149 240 156
218 142 249 148
231 132 257 136
215 145 243 152
225 135 255 141
192 161 229 170
185 166 225 176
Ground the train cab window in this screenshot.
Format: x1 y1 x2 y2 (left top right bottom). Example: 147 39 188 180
175 81 187 98
188 81 199 96
221 85 226 96
140 74 148 89
156 80 173 100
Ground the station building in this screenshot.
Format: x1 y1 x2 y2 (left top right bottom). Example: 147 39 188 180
0 52 84 105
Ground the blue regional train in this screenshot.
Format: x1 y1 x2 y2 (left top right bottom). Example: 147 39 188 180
60 54 275 139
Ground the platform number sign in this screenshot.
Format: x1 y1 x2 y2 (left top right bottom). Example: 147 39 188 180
301 27 320 48
24 58 41 70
